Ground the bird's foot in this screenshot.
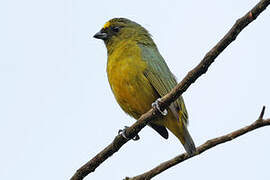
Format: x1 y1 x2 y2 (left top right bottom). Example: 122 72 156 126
152 98 168 116
118 126 140 141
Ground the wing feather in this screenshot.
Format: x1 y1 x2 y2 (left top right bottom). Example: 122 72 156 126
139 44 189 125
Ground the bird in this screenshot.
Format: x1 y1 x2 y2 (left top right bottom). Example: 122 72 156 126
93 18 196 155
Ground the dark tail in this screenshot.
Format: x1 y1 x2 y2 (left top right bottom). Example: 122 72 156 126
182 125 196 155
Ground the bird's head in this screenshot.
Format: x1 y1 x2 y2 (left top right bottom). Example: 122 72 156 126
94 18 155 52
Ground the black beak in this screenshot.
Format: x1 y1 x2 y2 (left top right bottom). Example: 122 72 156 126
93 31 108 40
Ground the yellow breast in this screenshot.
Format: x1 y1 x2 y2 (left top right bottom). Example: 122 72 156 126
107 42 158 118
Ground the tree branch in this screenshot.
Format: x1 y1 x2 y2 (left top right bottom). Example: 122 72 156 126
70 0 270 179
125 107 269 180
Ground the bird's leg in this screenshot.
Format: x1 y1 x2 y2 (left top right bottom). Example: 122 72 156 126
118 126 140 141
152 98 168 116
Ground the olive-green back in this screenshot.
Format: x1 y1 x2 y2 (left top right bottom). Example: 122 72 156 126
139 44 189 125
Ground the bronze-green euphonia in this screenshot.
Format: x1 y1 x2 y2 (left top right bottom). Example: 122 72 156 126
94 18 196 154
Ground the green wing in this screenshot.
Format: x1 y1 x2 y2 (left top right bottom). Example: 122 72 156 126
139 44 189 125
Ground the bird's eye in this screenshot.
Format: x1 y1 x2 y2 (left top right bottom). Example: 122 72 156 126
111 26 120 33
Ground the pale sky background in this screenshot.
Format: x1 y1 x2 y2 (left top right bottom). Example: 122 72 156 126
1 0 270 180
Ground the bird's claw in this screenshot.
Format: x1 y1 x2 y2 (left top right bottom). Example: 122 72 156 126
118 126 129 139
132 134 140 141
118 126 140 141
152 98 168 116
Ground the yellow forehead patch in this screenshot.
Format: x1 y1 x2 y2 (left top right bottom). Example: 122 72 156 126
103 21 111 29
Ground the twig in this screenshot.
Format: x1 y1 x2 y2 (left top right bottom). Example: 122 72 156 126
70 0 270 179
125 107 270 180
258 105 266 120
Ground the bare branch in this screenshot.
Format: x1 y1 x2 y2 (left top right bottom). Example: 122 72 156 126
125 107 270 180
70 0 270 179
